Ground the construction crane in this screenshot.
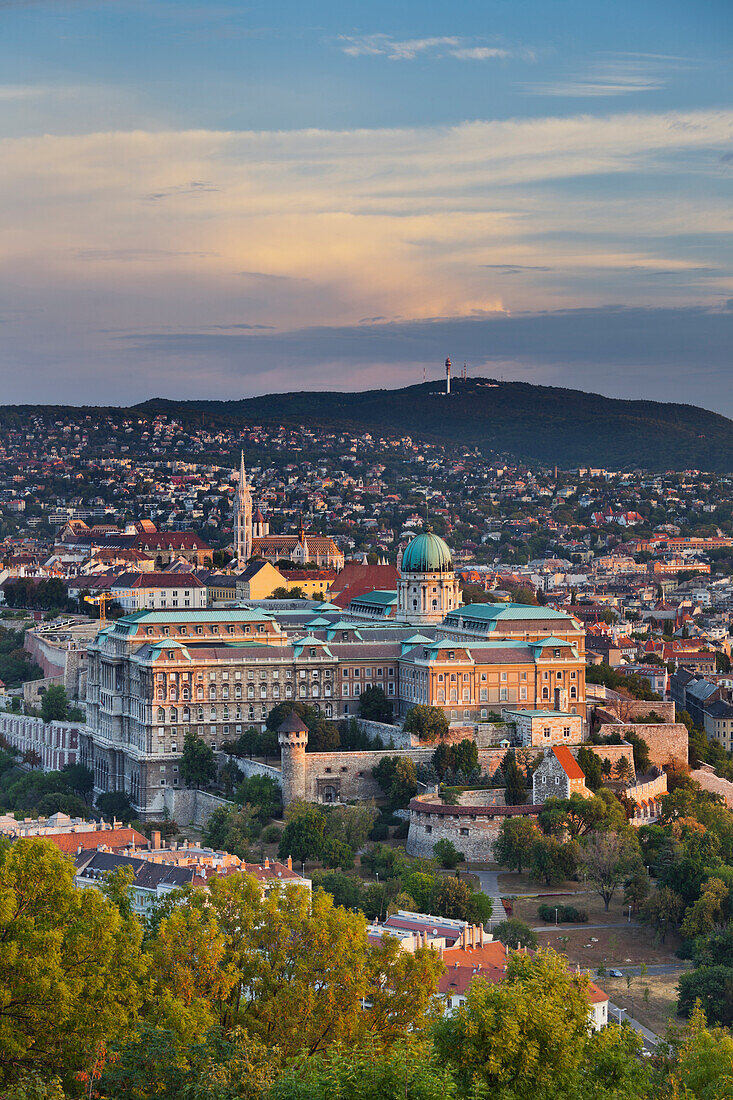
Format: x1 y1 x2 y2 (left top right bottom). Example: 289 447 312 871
84 591 132 625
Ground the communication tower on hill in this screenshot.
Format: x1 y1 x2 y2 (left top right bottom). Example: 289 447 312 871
445 356 451 395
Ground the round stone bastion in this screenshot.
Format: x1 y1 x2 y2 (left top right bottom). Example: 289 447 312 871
406 791 540 861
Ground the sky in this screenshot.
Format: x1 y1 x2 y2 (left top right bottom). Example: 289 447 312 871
0 0 732 412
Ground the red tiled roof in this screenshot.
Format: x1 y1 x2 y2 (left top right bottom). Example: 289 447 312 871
330 563 399 608
45 826 147 854
552 745 586 781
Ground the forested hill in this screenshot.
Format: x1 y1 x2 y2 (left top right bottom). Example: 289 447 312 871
134 379 733 472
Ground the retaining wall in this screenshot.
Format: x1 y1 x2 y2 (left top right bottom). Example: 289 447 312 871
232 758 283 786
603 724 688 768
161 787 234 829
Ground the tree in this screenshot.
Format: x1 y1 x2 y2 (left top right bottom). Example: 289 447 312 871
358 686 393 723
493 816 538 874
530 834 578 886
403 705 448 743
680 877 728 940
502 748 527 805
493 917 537 949
237 773 281 822
432 877 491 924
576 747 604 791
678 969 733 1027
582 830 641 911
197 872 443 1056
624 870 650 914
323 803 378 852
277 801 326 864
0 838 145 1087
372 756 417 810
268 1038 455 1100
433 839 465 869
626 732 652 775
613 756 633 784
60 763 94 804
433 949 595 1098
40 685 69 724
96 790 135 823
641 886 683 943
180 730 216 789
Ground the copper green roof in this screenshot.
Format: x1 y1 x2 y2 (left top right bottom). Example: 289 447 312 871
401 531 453 574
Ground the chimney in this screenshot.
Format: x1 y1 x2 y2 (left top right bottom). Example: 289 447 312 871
152 830 161 850
264 856 270 868
480 926 485 947
287 855 292 870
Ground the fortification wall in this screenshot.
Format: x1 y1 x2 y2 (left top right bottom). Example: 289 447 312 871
406 796 539 861
162 787 233 829
301 748 435 803
358 720 415 749
607 700 676 723
232 757 282 787
456 788 506 807
625 772 667 805
607 724 688 768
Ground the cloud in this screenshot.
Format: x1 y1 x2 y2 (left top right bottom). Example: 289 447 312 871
336 34 513 61
0 108 731 404
75 248 215 261
524 52 694 97
143 180 220 202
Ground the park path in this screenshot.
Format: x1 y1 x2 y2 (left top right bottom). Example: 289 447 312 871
468 867 506 922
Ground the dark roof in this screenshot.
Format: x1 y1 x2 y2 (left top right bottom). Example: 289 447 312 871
277 710 309 734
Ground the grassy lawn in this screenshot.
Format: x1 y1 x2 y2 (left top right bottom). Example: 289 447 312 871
497 871 587 896
534 925 682 969
600 974 684 1037
510 890 637 926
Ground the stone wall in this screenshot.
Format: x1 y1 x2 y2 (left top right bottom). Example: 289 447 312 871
162 787 234 829
605 700 676 723
456 788 506 807
301 748 436 803
231 757 283 787
604 724 688 768
406 795 539 861
0 712 79 770
358 719 415 749
23 675 64 707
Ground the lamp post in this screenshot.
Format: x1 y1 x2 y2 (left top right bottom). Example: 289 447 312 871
628 904 632 924
555 907 559 926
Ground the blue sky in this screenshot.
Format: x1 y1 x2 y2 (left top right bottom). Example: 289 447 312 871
0 0 731 411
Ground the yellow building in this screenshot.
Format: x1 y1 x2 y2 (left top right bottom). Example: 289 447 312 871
235 561 288 600
280 569 335 598
398 636 586 722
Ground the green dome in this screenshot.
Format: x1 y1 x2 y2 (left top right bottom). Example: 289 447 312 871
401 530 453 574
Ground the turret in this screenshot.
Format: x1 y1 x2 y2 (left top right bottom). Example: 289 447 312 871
277 710 308 805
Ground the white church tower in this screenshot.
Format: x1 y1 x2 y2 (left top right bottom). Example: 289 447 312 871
233 451 253 567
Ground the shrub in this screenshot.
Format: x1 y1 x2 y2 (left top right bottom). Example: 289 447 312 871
537 903 588 923
393 820 410 839
261 824 282 844
369 822 389 841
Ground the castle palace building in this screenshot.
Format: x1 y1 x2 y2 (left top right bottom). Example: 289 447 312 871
396 529 462 624
82 526 586 818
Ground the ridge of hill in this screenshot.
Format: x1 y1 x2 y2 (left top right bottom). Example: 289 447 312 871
133 378 733 472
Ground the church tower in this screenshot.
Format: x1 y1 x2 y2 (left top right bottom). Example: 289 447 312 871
233 452 253 567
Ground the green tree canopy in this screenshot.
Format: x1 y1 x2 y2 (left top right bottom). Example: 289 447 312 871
180 730 216 789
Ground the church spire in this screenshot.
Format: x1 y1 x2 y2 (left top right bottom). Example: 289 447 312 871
233 451 253 567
